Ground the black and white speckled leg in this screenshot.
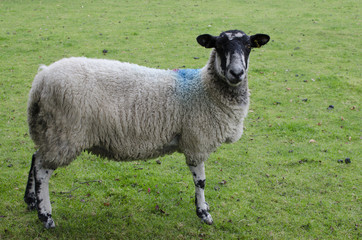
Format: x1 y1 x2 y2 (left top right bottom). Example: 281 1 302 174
188 162 213 225
33 155 55 229
24 152 37 210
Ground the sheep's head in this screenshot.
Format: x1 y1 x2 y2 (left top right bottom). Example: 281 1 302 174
197 30 270 87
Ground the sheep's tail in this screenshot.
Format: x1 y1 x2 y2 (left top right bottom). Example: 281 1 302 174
27 90 42 145
28 66 48 145
37 64 48 73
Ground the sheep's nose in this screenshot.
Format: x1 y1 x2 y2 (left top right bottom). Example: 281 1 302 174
230 69 244 79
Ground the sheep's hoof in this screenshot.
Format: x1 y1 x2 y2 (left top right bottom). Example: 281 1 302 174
201 214 213 225
27 203 37 211
43 218 55 229
39 213 55 229
197 208 213 225
24 194 37 211
25 201 37 211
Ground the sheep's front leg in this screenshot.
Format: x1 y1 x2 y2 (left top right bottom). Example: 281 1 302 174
188 162 213 225
33 154 55 229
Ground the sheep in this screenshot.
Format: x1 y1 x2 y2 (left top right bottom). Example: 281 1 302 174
24 30 270 228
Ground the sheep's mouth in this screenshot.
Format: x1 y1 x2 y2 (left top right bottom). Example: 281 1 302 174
225 74 246 87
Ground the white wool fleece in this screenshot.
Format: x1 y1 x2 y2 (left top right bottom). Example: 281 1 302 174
28 56 248 169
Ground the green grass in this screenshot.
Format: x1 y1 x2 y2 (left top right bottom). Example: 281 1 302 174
0 0 361 239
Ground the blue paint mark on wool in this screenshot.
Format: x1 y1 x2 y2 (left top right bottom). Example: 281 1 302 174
173 69 202 101
174 69 201 90
175 69 201 82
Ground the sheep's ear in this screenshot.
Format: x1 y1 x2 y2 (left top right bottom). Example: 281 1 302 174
250 34 270 48
197 34 217 48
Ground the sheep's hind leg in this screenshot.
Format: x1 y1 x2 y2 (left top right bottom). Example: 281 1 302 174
188 162 213 225
33 154 56 229
24 152 37 210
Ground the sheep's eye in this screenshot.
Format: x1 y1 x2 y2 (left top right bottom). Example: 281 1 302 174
246 44 251 49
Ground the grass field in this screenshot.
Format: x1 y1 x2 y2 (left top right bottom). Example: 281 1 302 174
0 0 361 239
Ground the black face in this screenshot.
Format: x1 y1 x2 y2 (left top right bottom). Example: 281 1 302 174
215 31 251 85
197 30 270 86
